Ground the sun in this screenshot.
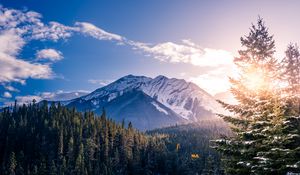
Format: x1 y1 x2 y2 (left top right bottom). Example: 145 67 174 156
243 68 267 91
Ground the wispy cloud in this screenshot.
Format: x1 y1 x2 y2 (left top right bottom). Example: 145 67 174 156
39 90 90 101
129 40 233 67
188 62 238 95
0 5 127 89
71 23 235 94
0 5 235 94
73 22 236 94
36 49 63 61
3 91 12 98
4 85 19 92
74 22 124 42
127 39 235 94
88 79 113 86
3 90 90 106
2 95 41 107
14 95 42 105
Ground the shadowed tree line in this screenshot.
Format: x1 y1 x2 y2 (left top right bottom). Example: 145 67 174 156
0 101 227 175
0 101 168 175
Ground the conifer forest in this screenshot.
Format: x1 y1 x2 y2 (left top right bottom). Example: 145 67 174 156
1 1 300 175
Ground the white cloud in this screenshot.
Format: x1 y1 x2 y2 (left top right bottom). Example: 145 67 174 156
3 91 12 98
0 53 53 83
0 6 71 87
127 39 236 94
31 21 74 41
0 5 126 89
0 6 73 41
129 40 234 67
70 23 236 95
74 22 124 42
4 85 19 92
189 74 230 95
16 95 42 104
191 48 233 66
0 29 25 56
0 30 53 84
3 95 40 106
88 79 113 86
189 65 237 95
0 5 236 96
3 90 90 106
181 39 199 47
36 49 63 61
40 90 89 101
2 89 91 107
179 72 187 77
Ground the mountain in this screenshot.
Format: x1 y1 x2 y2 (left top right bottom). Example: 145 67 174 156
68 89 185 130
63 75 224 130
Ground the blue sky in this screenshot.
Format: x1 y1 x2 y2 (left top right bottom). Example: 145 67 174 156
1 0 300 105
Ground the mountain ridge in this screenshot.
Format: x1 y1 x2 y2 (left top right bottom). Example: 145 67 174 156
59 74 224 130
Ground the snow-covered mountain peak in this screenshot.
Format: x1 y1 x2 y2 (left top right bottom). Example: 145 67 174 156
83 75 151 101
141 76 223 120
119 74 150 82
77 75 223 121
154 75 168 80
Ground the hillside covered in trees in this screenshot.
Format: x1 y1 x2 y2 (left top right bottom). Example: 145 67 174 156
148 120 231 174
0 101 227 175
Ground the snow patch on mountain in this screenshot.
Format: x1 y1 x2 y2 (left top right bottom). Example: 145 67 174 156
151 102 168 115
83 75 151 101
142 75 223 120
74 75 224 121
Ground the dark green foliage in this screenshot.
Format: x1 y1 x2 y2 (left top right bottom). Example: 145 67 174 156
0 101 227 175
0 102 169 175
149 120 230 175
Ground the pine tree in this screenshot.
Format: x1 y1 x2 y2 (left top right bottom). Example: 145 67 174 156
132 134 142 174
8 152 17 175
259 44 300 174
67 136 74 173
212 18 282 175
49 160 57 175
281 44 300 114
0 99 222 175
75 143 85 175
201 155 215 175
281 44 300 95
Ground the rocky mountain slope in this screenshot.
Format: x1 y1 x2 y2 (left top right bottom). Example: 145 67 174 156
63 75 224 130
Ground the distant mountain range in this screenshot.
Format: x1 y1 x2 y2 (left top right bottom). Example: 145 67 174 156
51 75 225 130
41 91 90 101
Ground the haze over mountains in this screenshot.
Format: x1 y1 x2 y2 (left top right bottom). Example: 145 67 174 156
47 75 226 130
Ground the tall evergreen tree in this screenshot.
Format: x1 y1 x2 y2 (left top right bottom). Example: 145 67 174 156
7 152 16 175
264 44 300 173
213 18 300 175
213 18 279 174
281 43 300 114
281 44 300 94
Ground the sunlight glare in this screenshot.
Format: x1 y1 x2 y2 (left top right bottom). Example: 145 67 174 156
244 69 266 91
